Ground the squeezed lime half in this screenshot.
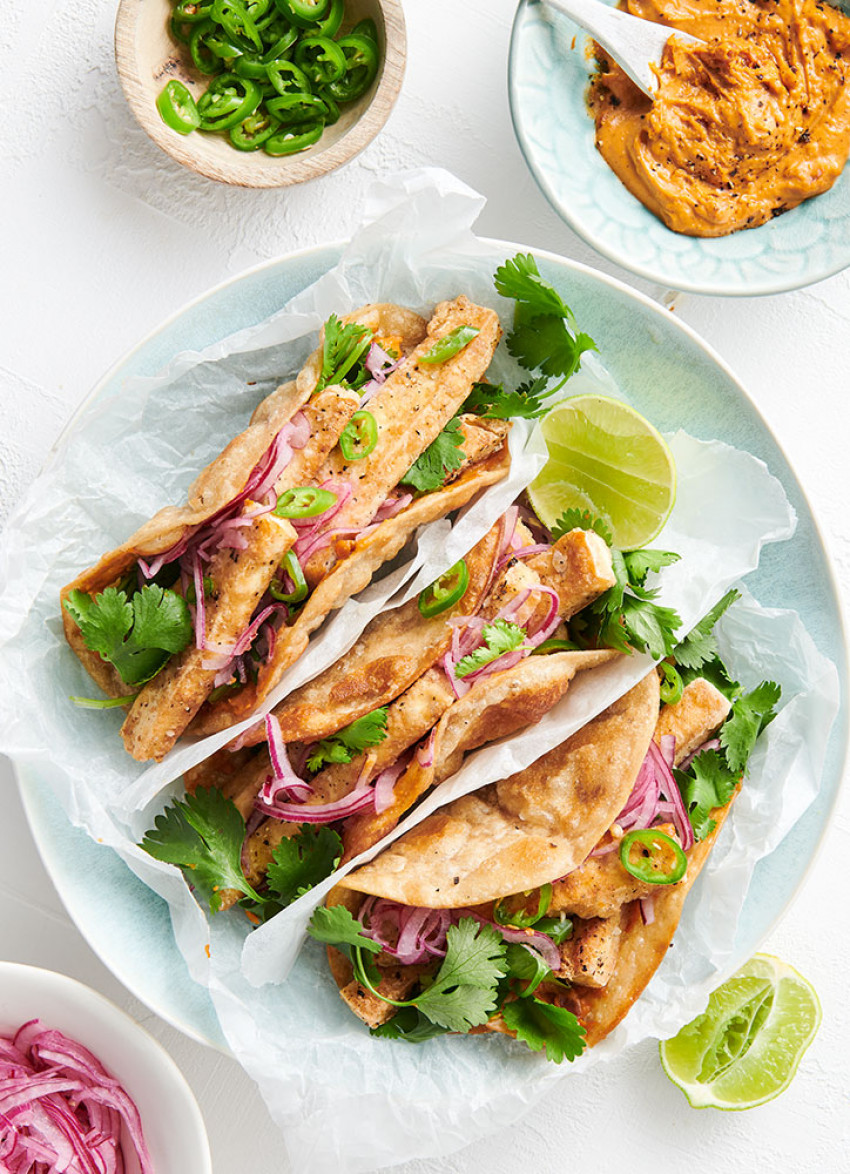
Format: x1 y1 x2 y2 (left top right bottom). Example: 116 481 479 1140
659 953 822 1110
528 394 677 550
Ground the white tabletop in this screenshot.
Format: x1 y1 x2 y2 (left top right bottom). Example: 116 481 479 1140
2 2 849 1171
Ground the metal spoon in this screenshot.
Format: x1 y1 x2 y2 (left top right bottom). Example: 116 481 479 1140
544 0 704 98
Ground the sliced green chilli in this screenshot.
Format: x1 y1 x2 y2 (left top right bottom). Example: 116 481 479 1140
265 92 327 124
531 638 580 655
266 59 313 96
275 0 331 27
493 882 553 928
156 80 201 134
659 661 684 705
339 410 378 461
197 74 262 130
294 35 346 85
420 325 480 364
270 550 309 603
325 33 379 102
619 828 687 885
417 559 469 618
264 121 323 154
274 486 337 518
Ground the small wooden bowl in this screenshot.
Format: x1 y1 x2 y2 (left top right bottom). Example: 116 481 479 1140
115 0 406 187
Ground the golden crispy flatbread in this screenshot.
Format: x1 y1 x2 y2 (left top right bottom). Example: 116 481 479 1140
340 670 659 906
62 303 426 710
64 299 512 759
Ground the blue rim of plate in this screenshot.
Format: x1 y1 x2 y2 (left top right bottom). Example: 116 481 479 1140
508 0 850 296
16 238 849 1051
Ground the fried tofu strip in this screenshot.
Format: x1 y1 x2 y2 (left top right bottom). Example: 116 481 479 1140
527 529 617 619
556 914 626 989
446 416 510 483
655 676 732 762
119 388 361 761
120 511 296 762
303 296 503 587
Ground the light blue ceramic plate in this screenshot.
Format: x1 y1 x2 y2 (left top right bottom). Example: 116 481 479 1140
509 0 850 295
17 242 849 1048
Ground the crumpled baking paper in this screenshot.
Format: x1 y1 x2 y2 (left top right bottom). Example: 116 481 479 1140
0 169 839 1173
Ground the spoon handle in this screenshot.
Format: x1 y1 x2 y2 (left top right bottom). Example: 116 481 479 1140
544 0 699 97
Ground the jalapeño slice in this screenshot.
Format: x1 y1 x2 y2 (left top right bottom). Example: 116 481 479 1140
418 559 470 618
274 486 337 518
339 410 378 461
619 828 687 885
270 550 308 603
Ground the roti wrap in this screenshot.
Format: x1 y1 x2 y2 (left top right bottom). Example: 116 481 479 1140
340 670 660 904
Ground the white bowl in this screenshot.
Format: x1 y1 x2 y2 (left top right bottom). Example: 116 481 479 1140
0 961 211 1174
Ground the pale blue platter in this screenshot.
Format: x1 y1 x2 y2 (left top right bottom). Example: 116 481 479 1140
17 242 848 1048
509 0 850 295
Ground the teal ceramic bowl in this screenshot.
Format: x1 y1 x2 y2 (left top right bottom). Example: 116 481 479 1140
509 0 850 295
14 240 849 1047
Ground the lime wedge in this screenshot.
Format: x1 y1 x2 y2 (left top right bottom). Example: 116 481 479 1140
659 954 821 1110
528 394 676 550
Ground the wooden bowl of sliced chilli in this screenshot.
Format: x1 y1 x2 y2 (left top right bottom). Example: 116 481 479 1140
114 0 406 187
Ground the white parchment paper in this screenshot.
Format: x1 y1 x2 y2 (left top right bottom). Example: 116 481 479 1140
0 171 839 1173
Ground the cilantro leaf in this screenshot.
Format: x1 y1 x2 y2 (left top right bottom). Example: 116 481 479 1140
307 904 383 956
619 593 682 660
507 314 596 380
550 508 614 547
316 314 373 392
372 1007 451 1043
501 998 586 1063
534 914 574 945
399 416 465 493
720 681 781 774
673 590 741 671
547 513 681 659
455 619 526 679
503 944 552 997
306 707 389 774
140 787 261 913
131 584 196 653
494 253 575 321
414 919 507 1032
622 548 681 588
461 376 556 421
65 584 192 687
582 548 682 660
673 749 738 841
265 826 342 906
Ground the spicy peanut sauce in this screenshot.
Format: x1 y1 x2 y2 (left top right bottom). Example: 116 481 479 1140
588 0 850 236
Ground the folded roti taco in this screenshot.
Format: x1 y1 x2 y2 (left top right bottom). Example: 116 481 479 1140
167 508 623 912
309 594 780 1060
63 296 514 761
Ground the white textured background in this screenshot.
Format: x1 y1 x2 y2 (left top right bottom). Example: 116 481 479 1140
1 1 849 1171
